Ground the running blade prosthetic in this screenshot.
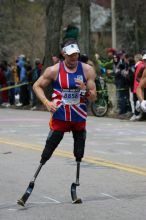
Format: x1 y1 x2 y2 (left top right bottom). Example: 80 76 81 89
17 181 34 206
71 182 82 204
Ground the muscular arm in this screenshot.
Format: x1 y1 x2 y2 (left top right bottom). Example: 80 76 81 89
86 66 97 101
136 69 146 102
75 63 97 101
33 64 58 112
136 68 144 83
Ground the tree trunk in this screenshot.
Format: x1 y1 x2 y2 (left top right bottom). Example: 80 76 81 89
44 0 65 68
43 0 65 99
78 0 91 55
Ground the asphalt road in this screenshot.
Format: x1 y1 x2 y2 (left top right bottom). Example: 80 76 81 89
0 108 146 220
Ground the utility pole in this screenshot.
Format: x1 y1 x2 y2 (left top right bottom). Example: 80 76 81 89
111 0 116 48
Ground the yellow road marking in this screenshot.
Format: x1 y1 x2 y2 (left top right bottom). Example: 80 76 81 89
1 138 146 176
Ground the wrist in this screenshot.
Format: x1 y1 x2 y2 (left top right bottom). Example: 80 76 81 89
80 89 86 96
86 89 91 97
80 88 91 97
42 98 48 105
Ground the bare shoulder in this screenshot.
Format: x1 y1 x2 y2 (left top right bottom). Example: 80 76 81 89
42 63 60 81
81 62 96 80
142 68 146 79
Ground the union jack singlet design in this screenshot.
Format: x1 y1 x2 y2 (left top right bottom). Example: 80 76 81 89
51 61 87 122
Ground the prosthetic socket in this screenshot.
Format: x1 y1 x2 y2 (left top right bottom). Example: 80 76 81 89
40 130 86 165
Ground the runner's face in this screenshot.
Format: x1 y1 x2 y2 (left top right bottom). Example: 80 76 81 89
65 53 79 69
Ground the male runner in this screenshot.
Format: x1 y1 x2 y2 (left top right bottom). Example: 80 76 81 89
33 41 96 165
17 40 96 206
136 54 146 112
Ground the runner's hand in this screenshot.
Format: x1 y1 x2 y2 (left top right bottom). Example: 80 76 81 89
75 78 86 90
43 99 58 112
140 100 146 112
135 100 141 112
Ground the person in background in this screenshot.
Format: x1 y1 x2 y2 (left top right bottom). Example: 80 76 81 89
136 54 146 113
0 62 9 106
114 53 130 118
112 53 121 113
131 53 145 120
63 24 79 42
11 58 21 106
31 58 42 110
18 55 30 106
2 60 15 106
126 57 135 120
95 48 116 76
95 48 117 114
51 55 60 65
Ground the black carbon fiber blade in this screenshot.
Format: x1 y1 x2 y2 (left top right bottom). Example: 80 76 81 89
71 183 82 204
17 181 34 207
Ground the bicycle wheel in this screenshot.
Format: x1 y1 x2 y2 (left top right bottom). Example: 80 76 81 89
91 97 108 117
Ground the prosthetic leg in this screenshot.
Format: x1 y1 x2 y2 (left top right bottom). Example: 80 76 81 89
17 130 64 206
17 163 43 206
71 160 82 203
71 130 86 204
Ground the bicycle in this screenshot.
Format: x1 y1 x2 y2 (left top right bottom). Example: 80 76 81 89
91 76 109 117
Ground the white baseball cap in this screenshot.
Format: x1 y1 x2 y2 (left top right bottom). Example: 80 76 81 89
63 44 80 55
142 54 146 60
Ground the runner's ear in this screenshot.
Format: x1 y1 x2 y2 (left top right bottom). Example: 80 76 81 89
61 49 65 58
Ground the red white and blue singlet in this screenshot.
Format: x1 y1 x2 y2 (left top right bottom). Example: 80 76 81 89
51 61 87 122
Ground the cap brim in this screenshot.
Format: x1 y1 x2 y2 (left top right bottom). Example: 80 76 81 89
65 49 80 55
63 44 80 55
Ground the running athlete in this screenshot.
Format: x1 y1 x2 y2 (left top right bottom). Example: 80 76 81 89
17 40 96 206
136 54 146 112
33 41 96 165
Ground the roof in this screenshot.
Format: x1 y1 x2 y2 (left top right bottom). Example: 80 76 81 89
91 0 111 8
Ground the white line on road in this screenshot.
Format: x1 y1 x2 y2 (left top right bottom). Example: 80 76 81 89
8 208 17 211
30 201 60 204
43 196 61 204
101 193 120 200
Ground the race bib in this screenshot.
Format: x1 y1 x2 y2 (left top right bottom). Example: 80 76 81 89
62 89 80 105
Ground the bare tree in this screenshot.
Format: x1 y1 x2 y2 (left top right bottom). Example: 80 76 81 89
44 0 65 67
44 0 91 66
116 0 146 53
0 0 46 62
78 0 91 55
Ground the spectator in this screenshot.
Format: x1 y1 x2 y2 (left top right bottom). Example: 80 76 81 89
63 24 79 41
31 58 42 110
114 53 130 117
95 48 117 114
2 60 15 105
51 55 60 65
11 58 21 105
126 57 135 118
0 62 9 106
18 56 30 106
95 48 116 74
